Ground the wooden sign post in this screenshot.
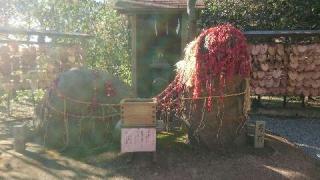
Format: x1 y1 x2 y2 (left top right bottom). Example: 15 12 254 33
254 121 265 148
120 99 157 161
13 124 26 153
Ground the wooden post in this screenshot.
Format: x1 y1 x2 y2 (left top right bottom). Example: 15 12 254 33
300 95 305 107
7 92 11 116
187 0 197 41
283 96 287 107
254 121 265 148
156 119 165 132
180 12 189 53
13 124 26 153
130 15 138 97
257 95 261 107
152 152 157 162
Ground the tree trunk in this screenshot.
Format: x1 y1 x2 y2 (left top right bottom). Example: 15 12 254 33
186 76 249 149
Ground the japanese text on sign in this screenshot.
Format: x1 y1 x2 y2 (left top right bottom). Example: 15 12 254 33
121 128 156 153
254 121 265 148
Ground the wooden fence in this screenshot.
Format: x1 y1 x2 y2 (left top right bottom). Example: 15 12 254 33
0 27 90 92
249 43 320 97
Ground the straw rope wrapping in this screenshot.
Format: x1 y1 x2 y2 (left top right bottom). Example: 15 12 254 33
45 86 121 119
62 99 69 150
45 97 120 119
40 86 121 149
181 88 249 143
181 91 246 100
235 78 251 134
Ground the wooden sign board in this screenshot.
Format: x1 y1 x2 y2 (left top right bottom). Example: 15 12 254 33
121 128 156 153
121 98 156 127
254 121 266 148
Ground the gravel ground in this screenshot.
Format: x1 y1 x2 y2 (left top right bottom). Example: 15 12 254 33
250 115 320 161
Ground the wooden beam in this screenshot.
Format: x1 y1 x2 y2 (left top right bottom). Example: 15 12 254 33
114 0 205 14
116 9 186 15
0 39 79 45
0 27 93 38
244 30 320 37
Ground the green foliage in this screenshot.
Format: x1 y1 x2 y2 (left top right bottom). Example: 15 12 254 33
201 0 320 31
14 89 45 104
2 0 131 84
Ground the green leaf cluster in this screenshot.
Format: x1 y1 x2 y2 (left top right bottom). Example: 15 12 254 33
201 0 320 31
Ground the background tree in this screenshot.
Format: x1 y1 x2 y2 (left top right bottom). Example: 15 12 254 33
200 0 320 31
1 0 131 84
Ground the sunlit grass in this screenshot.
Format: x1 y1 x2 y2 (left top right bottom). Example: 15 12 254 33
157 130 191 152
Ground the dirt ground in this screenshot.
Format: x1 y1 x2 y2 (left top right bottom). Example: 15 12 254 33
0 101 319 179
0 128 319 179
